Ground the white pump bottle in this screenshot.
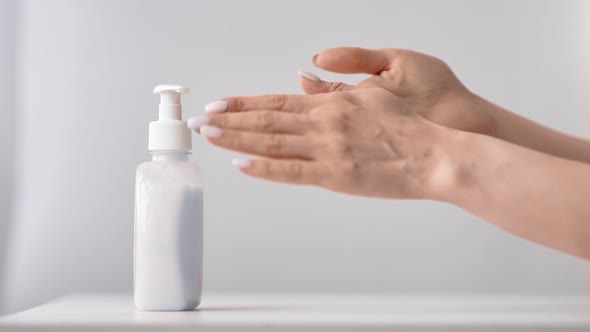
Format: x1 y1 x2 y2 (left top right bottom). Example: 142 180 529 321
134 84 203 311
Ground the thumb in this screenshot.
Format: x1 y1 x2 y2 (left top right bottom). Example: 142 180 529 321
297 69 353 95
313 47 393 74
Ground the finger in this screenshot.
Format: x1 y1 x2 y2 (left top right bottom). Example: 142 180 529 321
205 94 316 114
188 111 310 134
200 126 314 159
313 47 396 74
297 69 353 95
233 158 326 185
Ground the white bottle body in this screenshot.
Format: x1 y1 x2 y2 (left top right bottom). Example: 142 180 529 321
134 151 203 311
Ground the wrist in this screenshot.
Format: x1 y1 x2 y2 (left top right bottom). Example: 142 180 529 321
467 91 501 138
421 124 477 203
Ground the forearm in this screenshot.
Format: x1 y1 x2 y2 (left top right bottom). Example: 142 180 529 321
430 128 590 259
474 94 590 163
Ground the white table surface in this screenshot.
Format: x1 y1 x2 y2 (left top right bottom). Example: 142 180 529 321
1 294 589 331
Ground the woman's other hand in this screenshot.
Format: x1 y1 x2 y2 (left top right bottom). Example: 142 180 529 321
188 88 452 199
299 47 496 136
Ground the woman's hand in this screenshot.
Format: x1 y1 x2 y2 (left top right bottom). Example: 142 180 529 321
299 47 497 136
299 47 590 165
188 88 450 199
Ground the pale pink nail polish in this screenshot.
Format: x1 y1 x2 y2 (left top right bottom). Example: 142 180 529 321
232 158 252 169
187 115 210 131
204 100 229 113
200 125 223 138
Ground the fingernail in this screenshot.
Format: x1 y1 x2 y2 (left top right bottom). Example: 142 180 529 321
297 69 321 82
312 53 319 65
187 115 210 131
200 125 223 138
204 100 228 113
232 157 252 169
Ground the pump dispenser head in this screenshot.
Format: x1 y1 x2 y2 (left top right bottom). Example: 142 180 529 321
149 84 191 151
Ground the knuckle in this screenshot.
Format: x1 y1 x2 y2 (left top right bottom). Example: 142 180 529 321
255 112 275 131
226 97 243 112
210 114 227 128
268 94 287 110
260 160 274 176
287 162 303 180
266 133 285 154
327 110 352 132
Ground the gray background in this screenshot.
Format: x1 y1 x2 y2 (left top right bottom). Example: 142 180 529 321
1 0 589 314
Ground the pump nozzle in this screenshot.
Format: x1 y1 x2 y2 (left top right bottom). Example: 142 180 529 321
153 84 190 120
149 84 191 151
